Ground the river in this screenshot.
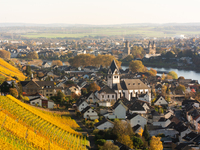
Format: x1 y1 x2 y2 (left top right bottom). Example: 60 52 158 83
121 66 200 82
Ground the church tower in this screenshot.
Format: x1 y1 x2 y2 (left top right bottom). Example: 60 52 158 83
107 60 120 89
148 41 156 55
124 40 130 55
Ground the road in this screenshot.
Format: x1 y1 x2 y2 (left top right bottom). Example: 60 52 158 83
68 108 97 150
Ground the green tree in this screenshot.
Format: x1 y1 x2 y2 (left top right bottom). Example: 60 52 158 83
142 125 150 141
132 136 143 149
168 71 178 79
57 90 65 102
176 84 186 92
129 60 145 72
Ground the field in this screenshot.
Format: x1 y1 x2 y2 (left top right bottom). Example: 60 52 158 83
0 95 89 150
0 58 26 81
20 26 200 38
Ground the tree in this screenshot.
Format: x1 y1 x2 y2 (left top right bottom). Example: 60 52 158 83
9 88 18 98
101 141 119 150
142 125 150 141
26 65 32 77
57 90 65 102
0 50 10 59
148 68 157 76
129 60 145 72
161 73 165 81
118 134 133 149
27 51 38 59
178 76 185 80
149 136 163 150
132 136 143 149
87 82 100 92
167 71 178 79
176 84 186 92
52 60 63 66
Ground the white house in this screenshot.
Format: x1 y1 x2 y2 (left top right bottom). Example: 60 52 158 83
127 113 147 128
154 95 168 106
42 62 51 68
76 98 89 112
138 93 151 104
85 92 100 104
30 97 55 109
97 85 117 107
81 106 99 120
94 118 114 130
152 118 171 128
113 100 128 119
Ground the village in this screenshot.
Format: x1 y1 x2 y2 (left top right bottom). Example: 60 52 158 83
1 37 200 149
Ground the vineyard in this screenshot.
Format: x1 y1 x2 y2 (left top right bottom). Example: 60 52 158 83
0 58 26 81
0 95 89 150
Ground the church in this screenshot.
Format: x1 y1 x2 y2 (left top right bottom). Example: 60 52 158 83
107 60 151 103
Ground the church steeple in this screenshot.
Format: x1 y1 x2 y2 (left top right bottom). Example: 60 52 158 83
107 60 120 89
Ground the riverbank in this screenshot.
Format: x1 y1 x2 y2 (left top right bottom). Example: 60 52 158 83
121 62 200 72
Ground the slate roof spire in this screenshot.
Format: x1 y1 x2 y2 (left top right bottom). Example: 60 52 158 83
109 59 119 74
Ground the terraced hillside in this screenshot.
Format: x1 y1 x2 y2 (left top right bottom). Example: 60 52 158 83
0 95 88 150
0 58 26 81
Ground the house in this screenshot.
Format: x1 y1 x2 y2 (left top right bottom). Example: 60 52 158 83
152 117 171 128
65 85 81 96
154 95 168 106
107 60 151 102
42 62 51 68
76 98 89 112
94 118 114 130
138 93 151 104
127 113 147 128
112 100 128 119
29 97 55 109
97 85 117 107
128 101 148 114
155 84 162 93
20 80 56 97
81 106 99 120
85 92 99 104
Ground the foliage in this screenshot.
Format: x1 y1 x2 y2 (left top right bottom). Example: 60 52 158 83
101 141 119 150
148 68 157 76
149 136 163 150
0 95 88 150
129 60 145 72
138 127 143 136
52 60 63 66
0 58 26 81
27 51 39 59
0 50 10 59
178 76 185 80
9 88 18 98
23 96 29 102
96 139 106 146
176 84 186 92
118 134 133 149
69 54 121 68
142 125 150 141
112 120 134 140
87 82 101 92
132 136 143 149
168 71 178 79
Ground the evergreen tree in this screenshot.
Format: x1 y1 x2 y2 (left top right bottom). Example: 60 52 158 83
142 125 150 141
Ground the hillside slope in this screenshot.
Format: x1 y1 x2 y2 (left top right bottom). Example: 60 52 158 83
0 95 88 150
0 58 26 81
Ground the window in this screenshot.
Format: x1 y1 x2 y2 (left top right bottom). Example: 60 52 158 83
128 83 130 85
102 95 104 98
92 111 94 113
138 120 140 123
37 102 39 104
82 104 84 106
112 95 114 98
50 94 52 96
108 95 109 98
32 102 35 104
46 90 48 92
138 83 140 85
87 111 90 113
109 76 111 78
46 94 48 96
50 90 52 92
133 83 135 85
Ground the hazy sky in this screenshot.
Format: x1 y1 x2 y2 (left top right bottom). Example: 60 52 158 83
1 0 199 25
